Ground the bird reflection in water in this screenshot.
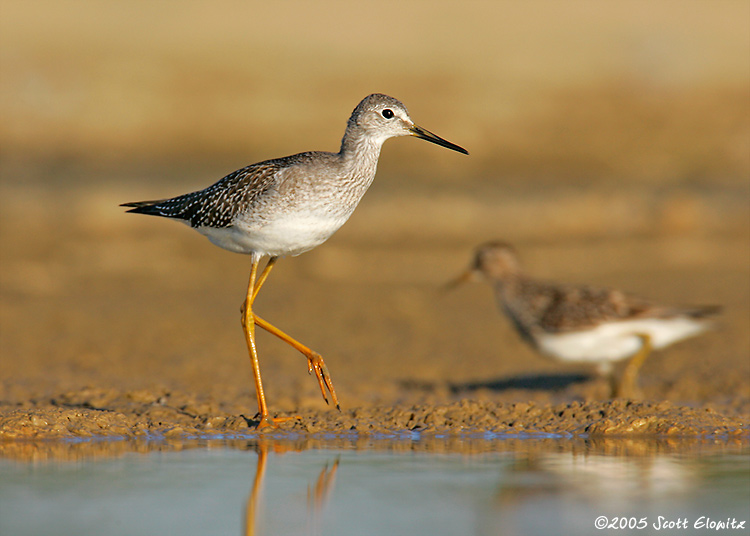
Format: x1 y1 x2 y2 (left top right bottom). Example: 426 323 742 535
307 458 340 536
245 441 340 536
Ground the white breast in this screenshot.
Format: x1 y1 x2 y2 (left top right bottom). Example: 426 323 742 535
197 212 348 256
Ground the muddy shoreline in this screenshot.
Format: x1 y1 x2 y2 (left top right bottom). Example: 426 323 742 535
2 180 748 446
2 393 747 441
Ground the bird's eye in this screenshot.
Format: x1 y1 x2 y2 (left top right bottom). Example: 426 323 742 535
382 109 394 119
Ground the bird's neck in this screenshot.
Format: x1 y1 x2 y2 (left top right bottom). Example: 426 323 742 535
339 128 384 181
494 274 524 300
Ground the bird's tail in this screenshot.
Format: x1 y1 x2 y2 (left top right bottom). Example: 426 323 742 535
686 305 722 319
120 199 174 217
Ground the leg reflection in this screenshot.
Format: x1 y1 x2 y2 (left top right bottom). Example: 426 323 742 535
244 441 340 536
244 443 268 536
307 457 341 535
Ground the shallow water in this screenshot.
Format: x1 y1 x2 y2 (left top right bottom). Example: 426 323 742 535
1 436 748 536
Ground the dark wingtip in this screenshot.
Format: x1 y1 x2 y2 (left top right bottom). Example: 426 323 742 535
120 201 149 210
120 200 167 215
691 305 723 318
120 202 142 214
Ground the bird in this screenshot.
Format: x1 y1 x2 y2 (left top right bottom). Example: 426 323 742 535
449 241 720 397
122 94 468 427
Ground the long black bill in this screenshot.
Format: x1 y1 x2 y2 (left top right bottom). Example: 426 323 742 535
410 125 469 155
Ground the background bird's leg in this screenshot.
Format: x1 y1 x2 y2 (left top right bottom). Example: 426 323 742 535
241 258 271 424
254 314 340 410
595 362 618 399
615 334 652 398
607 370 619 400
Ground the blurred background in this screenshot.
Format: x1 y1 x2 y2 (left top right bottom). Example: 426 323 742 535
1 1 748 411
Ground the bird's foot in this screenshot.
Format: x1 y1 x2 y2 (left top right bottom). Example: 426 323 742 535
247 413 301 430
307 352 340 410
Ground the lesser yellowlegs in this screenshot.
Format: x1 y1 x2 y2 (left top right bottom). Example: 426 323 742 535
450 241 720 397
122 94 468 426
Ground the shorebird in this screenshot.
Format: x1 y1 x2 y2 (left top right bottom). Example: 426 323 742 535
122 94 468 427
450 241 720 397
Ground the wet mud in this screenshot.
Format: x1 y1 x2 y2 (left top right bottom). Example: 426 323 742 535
1 175 748 443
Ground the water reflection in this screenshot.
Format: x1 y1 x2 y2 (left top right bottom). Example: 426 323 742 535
499 450 695 505
244 441 339 536
494 451 699 535
306 457 340 535
0 436 747 536
244 443 268 536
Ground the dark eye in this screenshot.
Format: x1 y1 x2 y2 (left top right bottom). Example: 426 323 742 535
382 109 394 119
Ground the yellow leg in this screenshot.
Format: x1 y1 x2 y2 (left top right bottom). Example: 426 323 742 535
607 370 619 399
255 315 340 410
252 256 278 302
241 256 339 420
241 258 272 424
615 334 652 398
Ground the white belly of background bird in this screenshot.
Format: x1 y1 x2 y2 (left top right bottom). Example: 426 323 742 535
536 316 713 364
